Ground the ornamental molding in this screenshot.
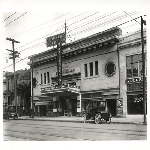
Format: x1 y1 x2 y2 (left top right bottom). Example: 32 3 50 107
118 38 146 50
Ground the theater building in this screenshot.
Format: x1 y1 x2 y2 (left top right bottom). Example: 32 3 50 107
28 27 146 117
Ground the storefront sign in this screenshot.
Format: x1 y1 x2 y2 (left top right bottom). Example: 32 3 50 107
53 109 57 112
55 67 80 76
126 77 147 83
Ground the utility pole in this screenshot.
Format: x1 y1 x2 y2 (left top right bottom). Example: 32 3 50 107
31 59 34 119
65 21 67 44
141 16 146 124
6 37 20 115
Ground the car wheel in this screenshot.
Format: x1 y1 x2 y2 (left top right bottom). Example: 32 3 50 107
106 118 111 124
95 117 101 124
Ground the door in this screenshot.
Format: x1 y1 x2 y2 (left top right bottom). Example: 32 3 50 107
106 99 116 116
40 105 46 116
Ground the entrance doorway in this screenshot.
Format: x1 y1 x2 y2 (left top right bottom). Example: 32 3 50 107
40 105 46 116
106 99 116 116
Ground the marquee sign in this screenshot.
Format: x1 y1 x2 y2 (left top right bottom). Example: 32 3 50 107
41 84 80 93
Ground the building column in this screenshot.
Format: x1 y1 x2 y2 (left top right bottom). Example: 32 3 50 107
38 105 40 116
77 93 81 116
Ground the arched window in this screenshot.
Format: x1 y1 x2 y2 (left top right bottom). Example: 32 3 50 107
105 61 116 77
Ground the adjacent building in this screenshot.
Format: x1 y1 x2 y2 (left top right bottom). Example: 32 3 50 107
3 69 31 110
28 27 147 117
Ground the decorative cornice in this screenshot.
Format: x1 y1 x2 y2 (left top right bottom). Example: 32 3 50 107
118 37 146 50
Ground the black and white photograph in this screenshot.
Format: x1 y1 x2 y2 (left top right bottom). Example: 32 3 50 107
1 0 149 150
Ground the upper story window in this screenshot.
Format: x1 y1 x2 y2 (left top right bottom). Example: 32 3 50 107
47 72 50 83
41 74 43 84
41 72 50 85
126 53 147 78
89 62 93 76
95 61 98 75
44 73 46 84
84 64 88 77
84 61 99 78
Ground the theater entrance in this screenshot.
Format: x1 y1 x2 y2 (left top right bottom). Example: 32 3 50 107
106 99 116 116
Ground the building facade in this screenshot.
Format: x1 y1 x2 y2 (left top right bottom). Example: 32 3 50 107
3 69 31 110
28 27 147 117
118 29 147 116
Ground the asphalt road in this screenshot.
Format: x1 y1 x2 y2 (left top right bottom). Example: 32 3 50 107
3 119 147 141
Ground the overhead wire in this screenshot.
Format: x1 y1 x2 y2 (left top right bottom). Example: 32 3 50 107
15 11 140 53
9 12 89 38
2 12 17 22
14 12 99 51
68 11 139 37
17 11 140 51
14 12 115 51
3 13 145 69
4 12 28 27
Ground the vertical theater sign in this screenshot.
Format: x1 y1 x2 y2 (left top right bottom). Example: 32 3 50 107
46 32 66 85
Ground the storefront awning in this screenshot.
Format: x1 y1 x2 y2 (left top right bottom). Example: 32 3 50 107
82 98 104 101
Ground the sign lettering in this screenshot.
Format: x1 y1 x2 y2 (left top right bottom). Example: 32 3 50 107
46 33 65 47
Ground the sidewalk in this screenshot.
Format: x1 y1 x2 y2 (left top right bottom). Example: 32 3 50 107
18 115 147 125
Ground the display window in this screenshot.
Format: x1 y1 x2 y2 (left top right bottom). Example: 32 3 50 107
127 94 147 114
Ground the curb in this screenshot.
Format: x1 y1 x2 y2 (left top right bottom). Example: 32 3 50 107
15 118 146 125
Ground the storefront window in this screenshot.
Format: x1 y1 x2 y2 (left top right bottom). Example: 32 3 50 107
127 95 147 114
92 101 97 108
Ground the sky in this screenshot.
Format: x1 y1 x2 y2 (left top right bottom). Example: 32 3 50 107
2 11 147 73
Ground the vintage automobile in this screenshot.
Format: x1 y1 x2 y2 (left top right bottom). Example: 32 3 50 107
3 107 10 120
8 106 22 119
83 101 112 124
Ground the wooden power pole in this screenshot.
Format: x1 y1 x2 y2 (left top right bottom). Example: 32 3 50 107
141 16 146 124
6 37 20 115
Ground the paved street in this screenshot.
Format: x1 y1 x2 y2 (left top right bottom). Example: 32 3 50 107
3 119 147 141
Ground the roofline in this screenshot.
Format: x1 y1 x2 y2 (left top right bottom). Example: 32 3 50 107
28 26 121 59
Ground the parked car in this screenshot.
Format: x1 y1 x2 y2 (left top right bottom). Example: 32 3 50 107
83 101 112 124
3 107 10 120
8 106 22 119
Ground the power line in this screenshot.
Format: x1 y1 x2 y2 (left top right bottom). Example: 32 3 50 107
2 12 16 22
3 14 145 69
68 11 138 36
123 11 141 25
9 12 89 38
19 12 141 51
15 12 116 51
4 12 28 27
16 12 141 53
11 12 122 52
